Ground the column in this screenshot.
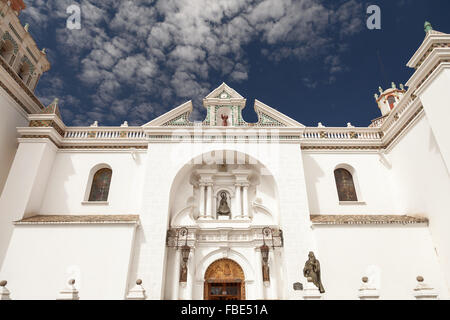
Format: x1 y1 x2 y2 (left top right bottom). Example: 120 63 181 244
205 184 212 219
172 249 181 300
198 184 205 218
242 184 249 218
234 184 242 218
269 250 278 299
254 248 265 300
185 248 195 300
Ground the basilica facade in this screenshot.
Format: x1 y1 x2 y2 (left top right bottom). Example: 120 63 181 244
0 2 450 300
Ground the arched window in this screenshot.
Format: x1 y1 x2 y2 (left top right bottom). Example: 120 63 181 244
387 95 396 110
17 62 30 81
88 168 112 202
334 168 358 202
0 39 15 65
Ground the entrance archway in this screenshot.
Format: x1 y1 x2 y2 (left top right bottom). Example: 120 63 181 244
204 258 245 300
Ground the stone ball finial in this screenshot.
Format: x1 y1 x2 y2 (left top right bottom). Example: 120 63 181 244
362 276 369 283
136 279 142 285
0 280 7 287
68 279 76 285
417 276 424 283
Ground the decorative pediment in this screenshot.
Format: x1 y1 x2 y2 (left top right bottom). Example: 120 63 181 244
143 101 193 127
142 84 304 128
254 100 304 128
204 82 245 100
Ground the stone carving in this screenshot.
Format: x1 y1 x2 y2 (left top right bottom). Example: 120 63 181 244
303 251 325 293
217 192 231 216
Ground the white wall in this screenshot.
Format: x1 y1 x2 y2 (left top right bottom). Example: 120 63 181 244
314 224 447 300
418 67 450 173
39 150 147 215
0 224 136 300
129 142 316 300
302 151 398 215
0 87 28 196
386 114 450 293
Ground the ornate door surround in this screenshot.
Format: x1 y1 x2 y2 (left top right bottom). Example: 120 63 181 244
204 258 246 300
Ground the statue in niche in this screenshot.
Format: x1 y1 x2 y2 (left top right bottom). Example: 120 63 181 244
217 192 231 216
221 114 229 126
303 251 325 293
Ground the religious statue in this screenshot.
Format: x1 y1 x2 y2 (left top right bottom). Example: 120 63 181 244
221 114 229 126
180 261 188 283
217 192 231 216
303 251 325 293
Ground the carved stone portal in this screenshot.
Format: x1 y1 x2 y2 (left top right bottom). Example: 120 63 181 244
204 258 245 300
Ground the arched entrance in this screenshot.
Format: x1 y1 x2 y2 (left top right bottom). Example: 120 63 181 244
204 258 245 300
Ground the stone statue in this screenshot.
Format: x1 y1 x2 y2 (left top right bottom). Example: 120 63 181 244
217 192 231 216
221 114 229 126
303 251 325 293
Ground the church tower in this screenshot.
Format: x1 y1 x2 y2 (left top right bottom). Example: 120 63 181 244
374 82 407 117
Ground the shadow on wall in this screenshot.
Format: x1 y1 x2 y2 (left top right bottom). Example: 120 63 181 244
301 154 325 214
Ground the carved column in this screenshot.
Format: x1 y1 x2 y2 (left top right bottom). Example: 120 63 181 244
198 184 205 218
172 249 181 300
242 184 249 218
234 184 242 218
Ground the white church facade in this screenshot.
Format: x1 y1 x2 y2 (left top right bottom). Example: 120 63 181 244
0 2 450 300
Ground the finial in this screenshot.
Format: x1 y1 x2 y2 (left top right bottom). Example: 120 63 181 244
91 121 98 127
347 122 354 128
121 121 129 127
374 93 379 100
400 83 405 91
317 122 325 128
424 21 433 34
68 279 75 285
417 276 424 283
41 48 47 55
136 279 142 285
391 82 396 89
362 276 368 283
24 23 29 32
378 87 383 94
0 280 7 287
52 97 59 105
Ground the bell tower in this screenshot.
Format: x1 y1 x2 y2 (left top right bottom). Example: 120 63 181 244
202 83 247 126
374 82 407 117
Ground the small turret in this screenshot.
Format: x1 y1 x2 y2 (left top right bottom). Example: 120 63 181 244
374 82 407 117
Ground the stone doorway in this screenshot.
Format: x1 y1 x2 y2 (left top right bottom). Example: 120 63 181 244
204 258 245 300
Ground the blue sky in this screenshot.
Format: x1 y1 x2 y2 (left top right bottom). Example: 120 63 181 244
20 0 450 127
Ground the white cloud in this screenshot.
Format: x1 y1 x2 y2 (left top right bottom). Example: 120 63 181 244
23 0 364 125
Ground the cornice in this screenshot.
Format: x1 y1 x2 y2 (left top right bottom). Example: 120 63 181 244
407 34 450 69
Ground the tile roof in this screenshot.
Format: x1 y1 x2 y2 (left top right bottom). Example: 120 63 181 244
15 215 140 225
310 215 428 225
